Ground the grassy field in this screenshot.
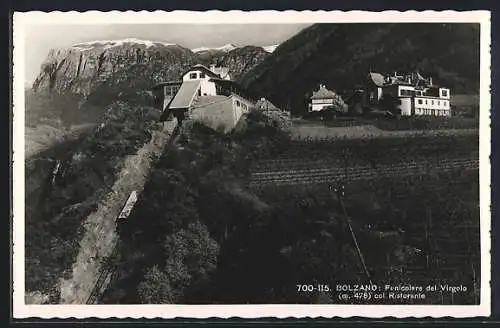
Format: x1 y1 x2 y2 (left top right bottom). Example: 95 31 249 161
358 116 479 131
293 115 479 138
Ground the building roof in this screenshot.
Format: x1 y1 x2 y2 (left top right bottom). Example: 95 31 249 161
255 98 279 110
152 80 183 89
183 64 220 79
367 72 386 87
310 85 337 99
168 80 201 109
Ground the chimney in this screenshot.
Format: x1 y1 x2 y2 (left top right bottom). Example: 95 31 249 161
429 77 433 85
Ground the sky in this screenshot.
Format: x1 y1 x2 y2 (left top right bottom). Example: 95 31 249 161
23 23 310 84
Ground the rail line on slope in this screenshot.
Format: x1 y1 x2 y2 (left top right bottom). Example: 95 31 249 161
85 123 181 305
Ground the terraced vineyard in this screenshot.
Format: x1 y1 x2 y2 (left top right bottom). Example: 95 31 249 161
250 157 478 187
248 133 480 304
250 134 479 188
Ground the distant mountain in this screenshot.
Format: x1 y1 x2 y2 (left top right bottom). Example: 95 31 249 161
262 45 279 53
240 23 480 114
216 46 270 82
31 38 271 105
192 43 238 53
71 38 179 50
193 43 279 54
32 39 198 105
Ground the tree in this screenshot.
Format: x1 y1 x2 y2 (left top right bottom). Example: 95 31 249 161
136 221 220 304
379 94 402 117
163 221 219 283
320 95 348 121
137 265 174 304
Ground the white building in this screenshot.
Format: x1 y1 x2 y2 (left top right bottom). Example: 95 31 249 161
308 84 340 112
367 71 452 117
181 64 231 96
154 64 255 131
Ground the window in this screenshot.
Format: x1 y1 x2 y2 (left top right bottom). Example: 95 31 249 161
189 72 197 79
432 100 435 105
438 101 441 106
441 89 449 97
200 72 206 78
400 89 414 97
425 100 428 105
236 100 241 107
417 99 423 105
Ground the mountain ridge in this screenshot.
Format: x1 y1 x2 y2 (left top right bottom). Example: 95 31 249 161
30 38 271 112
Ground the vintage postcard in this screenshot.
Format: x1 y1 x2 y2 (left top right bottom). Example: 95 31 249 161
12 10 491 319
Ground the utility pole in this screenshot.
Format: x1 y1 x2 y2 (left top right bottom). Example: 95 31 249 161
331 182 373 285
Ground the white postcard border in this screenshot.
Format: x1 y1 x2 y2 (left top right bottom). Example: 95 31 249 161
12 9 492 319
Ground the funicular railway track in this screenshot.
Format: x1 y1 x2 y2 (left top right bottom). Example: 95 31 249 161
86 124 182 304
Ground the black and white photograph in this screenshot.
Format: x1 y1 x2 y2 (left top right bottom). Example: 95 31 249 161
12 10 491 318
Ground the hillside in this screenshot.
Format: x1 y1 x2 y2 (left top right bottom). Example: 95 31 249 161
240 23 480 114
101 111 479 305
216 46 270 82
194 45 271 82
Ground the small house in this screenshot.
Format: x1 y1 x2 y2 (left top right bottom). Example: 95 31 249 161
154 64 255 131
308 84 339 112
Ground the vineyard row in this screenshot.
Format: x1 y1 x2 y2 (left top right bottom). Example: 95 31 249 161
250 159 479 187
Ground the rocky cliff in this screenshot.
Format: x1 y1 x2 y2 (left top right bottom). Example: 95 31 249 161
32 40 198 105
32 39 271 106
